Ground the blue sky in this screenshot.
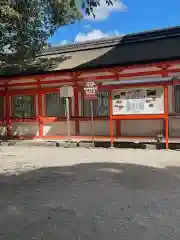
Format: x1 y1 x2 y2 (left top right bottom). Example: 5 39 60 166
49 0 180 45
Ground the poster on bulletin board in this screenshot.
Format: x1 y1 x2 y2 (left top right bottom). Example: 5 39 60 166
112 87 164 115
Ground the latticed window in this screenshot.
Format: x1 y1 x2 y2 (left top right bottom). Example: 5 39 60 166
175 85 180 112
46 93 66 117
0 96 4 120
12 95 35 118
83 90 109 117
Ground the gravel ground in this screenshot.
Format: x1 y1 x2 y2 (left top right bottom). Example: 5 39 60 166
0 147 180 239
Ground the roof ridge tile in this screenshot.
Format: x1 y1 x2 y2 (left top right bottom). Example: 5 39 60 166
41 25 180 56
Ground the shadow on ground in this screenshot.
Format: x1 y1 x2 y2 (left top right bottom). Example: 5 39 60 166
0 162 180 239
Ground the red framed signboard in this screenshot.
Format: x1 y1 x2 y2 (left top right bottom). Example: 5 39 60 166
84 81 98 100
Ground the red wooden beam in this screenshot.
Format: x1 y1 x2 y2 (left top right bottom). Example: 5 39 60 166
2 59 180 86
5 70 168 88
8 89 39 95
2 72 71 83
168 68 180 73
112 114 165 120
8 68 178 89
7 79 74 87
4 61 180 89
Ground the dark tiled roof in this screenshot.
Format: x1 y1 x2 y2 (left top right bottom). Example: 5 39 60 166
1 26 180 77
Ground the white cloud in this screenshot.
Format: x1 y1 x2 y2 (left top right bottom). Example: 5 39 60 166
58 28 123 46
85 0 127 21
74 29 122 42
60 40 68 45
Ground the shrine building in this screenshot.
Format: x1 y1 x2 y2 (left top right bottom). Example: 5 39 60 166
1 26 180 149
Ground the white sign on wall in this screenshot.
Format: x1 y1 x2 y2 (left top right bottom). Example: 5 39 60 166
112 87 164 115
60 86 74 98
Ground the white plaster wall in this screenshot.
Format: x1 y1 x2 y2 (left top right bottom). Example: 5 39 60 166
43 121 76 136
12 122 39 137
79 120 116 136
169 118 180 137
120 120 163 137
11 122 39 137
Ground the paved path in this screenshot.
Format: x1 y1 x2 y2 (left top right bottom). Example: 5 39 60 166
0 147 180 239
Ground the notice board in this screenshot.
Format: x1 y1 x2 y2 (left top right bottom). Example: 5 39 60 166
112 87 164 115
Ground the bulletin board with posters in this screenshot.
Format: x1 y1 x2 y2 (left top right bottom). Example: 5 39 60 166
112 87 164 115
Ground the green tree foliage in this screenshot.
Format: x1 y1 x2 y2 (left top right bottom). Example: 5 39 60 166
0 0 82 63
81 0 114 18
0 0 114 74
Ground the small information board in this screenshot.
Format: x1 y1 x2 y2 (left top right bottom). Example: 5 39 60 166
84 81 98 100
60 85 74 98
